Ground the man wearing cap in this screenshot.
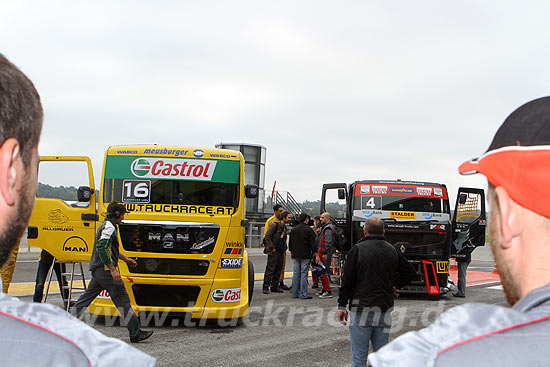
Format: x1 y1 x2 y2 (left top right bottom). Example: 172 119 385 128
368 96 550 366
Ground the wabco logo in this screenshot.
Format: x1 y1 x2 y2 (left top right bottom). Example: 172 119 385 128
131 158 151 177
211 288 241 303
193 149 204 158
130 158 217 180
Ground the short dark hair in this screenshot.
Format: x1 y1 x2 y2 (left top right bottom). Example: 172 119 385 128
281 210 291 219
273 204 283 212
365 217 384 235
298 213 309 223
106 202 126 219
0 54 43 166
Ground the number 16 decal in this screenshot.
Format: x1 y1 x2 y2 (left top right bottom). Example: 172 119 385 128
122 180 151 203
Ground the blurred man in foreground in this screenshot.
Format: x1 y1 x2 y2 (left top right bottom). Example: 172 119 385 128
0 53 155 366
370 96 550 366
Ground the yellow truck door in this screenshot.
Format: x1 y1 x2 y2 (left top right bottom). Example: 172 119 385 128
27 156 98 262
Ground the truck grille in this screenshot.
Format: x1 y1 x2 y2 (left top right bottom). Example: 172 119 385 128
132 285 201 307
386 231 446 258
128 258 210 276
119 221 219 254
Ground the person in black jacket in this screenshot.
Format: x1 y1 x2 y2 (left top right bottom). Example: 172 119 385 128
337 217 416 367
289 213 317 299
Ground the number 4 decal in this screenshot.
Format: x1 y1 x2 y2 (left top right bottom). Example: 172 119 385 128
366 197 376 208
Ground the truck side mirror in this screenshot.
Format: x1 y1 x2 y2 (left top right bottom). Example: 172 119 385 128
245 184 259 199
458 193 467 205
77 186 93 202
338 189 346 200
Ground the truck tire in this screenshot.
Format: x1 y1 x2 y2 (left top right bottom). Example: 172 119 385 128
248 259 255 305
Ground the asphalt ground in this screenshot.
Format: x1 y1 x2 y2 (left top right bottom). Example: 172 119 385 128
8 244 505 367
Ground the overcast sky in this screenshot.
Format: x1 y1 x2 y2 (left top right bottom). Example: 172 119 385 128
2 1 549 205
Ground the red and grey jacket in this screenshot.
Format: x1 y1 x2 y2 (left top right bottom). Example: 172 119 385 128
369 284 550 366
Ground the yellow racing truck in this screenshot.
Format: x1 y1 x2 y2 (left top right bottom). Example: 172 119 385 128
27 145 258 321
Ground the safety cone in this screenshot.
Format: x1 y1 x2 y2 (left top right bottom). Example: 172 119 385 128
450 258 457 270
492 264 499 274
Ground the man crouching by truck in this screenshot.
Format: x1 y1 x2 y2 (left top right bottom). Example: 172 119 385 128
337 217 416 367
73 202 154 343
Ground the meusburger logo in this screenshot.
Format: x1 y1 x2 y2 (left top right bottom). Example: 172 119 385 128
131 158 151 177
130 158 217 181
211 288 241 303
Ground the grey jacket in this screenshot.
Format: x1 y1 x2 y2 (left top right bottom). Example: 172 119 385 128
369 283 550 366
0 289 155 366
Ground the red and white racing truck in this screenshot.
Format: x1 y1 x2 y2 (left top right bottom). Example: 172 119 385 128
321 180 486 295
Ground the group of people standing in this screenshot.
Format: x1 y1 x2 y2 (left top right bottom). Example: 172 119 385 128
262 204 337 299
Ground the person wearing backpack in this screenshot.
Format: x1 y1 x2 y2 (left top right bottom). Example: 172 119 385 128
263 211 292 294
318 212 336 298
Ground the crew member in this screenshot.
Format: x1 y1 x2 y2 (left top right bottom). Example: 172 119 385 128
73 202 154 343
337 217 416 366
263 211 291 294
264 204 291 290
317 212 334 298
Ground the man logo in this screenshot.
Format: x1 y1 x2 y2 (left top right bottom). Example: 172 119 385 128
131 158 151 177
62 236 89 253
193 149 204 158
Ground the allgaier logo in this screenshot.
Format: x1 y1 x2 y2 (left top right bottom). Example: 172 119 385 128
211 288 241 303
130 158 217 180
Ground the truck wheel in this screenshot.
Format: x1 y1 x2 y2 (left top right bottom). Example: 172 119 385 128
248 259 255 305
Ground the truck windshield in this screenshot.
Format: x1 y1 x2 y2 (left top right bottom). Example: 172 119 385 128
354 195 444 213
104 179 239 208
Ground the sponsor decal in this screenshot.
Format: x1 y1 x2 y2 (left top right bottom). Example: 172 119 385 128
220 258 243 268
190 236 215 250
224 248 242 255
211 288 241 303
416 187 433 196
371 185 387 194
422 213 433 220
209 153 232 158
360 185 370 194
430 224 446 230
399 245 406 253
193 149 205 158
48 209 69 224
434 188 443 197
390 211 416 219
362 210 373 218
42 226 74 232
225 241 243 248
436 261 449 274
390 187 414 194
130 157 217 180
124 203 234 215
62 236 88 253
144 148 189 157
479 219 486 226
97 289 110 299
116 150 138 155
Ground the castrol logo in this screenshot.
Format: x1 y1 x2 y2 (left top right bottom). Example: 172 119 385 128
130 158 217 180
211 288 241 303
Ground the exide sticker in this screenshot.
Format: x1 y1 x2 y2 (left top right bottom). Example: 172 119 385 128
130 157 217 180
211 288 241 303
220 258 242 268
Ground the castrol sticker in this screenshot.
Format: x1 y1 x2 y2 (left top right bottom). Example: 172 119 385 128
211 288 241 303
130 158 217 180
97 289 110 299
